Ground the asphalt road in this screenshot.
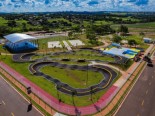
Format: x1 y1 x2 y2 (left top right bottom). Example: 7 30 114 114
115 52 155 116
0 76 42 116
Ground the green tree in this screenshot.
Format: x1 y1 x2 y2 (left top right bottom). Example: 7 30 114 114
0 26 11 37
86 31 97 44
72 25 81 32
93 24 115 35
22 23 28 32
128 39 138 47
112 35 122 43
139 32 145 36
7 20 17 28
119 25 129 35
68 31 73 39
42 25 49 32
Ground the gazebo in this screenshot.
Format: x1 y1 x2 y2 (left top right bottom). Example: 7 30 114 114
4 33 39 53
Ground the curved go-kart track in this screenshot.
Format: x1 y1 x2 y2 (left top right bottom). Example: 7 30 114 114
12 49 125 96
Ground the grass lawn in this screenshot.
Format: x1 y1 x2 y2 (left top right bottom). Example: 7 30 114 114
111 59 134 71
74 50 98 55
36 36 69 52
32 49 115 62
2 56 119 106
51 54 114 62
52 49 114 61
58 60 90 66
41 66 103 88
94 21 112 25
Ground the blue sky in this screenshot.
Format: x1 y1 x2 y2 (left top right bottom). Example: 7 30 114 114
0 0 154 12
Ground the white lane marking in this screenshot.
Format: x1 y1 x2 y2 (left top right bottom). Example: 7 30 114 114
0 75 44 116
141 100 144 106
11 112 14 116
2 100 5 105
146 90 148 95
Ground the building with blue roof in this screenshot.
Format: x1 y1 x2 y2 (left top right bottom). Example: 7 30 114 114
4 33 38 53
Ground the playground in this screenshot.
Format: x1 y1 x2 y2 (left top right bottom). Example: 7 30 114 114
100 43 141 59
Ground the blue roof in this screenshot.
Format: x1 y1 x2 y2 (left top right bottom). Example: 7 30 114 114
4 33 36 43
111 43 121 47
102 47 138 59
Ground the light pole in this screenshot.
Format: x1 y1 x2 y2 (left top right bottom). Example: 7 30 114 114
86 64 89 86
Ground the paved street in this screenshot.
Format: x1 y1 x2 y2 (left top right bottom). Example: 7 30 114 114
115 52 155 116
0 76 42 116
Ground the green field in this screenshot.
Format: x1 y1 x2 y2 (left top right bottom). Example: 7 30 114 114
125 22 155 29
111 22 155 33
51 54 114 61
41 66 103 88
32 49 115 63
111 22 155 29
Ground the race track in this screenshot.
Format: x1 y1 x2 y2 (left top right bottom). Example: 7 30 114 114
12 49 122 96
29 61 117 96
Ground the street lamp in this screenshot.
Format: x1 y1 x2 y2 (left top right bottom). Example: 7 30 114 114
86 64 89 86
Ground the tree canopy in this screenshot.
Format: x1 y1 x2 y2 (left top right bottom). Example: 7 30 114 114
118 25 129 34
112 35 122 43
128 39 138 47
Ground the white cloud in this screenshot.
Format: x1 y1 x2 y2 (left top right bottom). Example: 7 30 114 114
0 0 154 12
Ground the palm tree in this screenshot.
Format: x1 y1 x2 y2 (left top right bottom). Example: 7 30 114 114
86 64 89 86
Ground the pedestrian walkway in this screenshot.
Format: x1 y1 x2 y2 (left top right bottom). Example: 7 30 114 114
63 41 72 51
90 61 125 74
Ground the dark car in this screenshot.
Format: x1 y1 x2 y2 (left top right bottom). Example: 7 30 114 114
147 63 154 67
143 56 151 62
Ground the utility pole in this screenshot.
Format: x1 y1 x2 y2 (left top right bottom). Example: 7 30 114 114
86 64 89 86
